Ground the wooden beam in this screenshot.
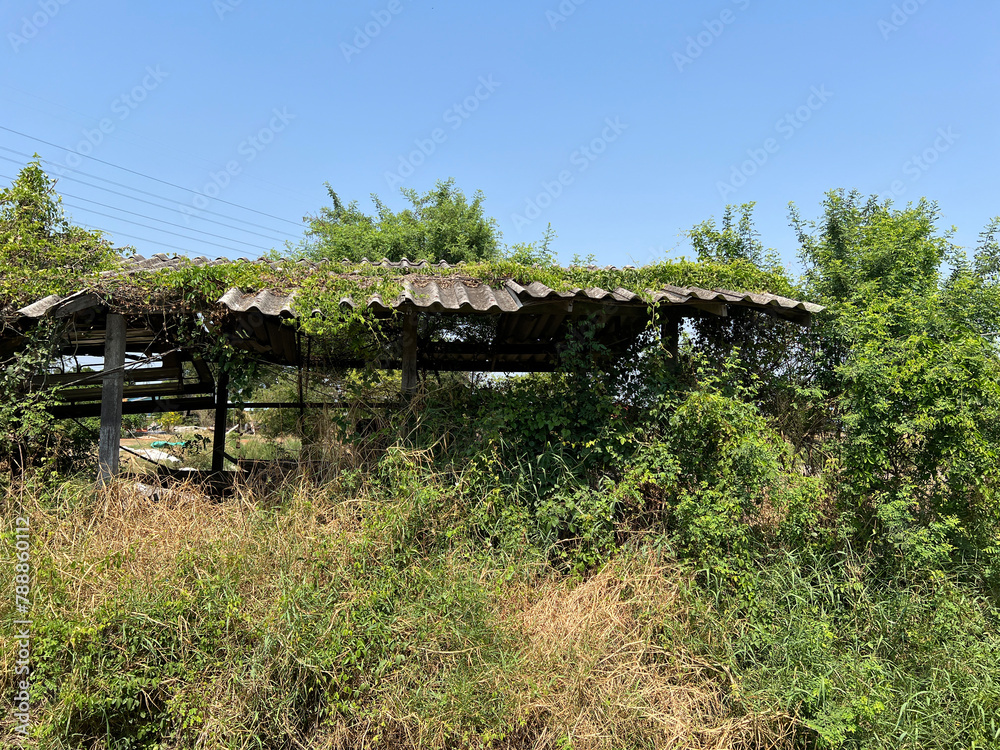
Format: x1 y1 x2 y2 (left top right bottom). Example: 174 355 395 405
401 309 418 395
33 367 183 388
661 311 680 371
226 401 403 410
51 292 101 318
211 368 229 473
45 379 214 404
97 313 126 486
49 396 218 420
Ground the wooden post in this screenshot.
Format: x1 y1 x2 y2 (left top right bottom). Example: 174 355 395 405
661 311 680 371
401 309 418 396
97 313 126 486
211 368 229 473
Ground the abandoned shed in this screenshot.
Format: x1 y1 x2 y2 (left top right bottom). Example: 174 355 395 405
4 253 824 483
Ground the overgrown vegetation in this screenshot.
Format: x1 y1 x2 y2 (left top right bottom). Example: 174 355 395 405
2 163 1000 749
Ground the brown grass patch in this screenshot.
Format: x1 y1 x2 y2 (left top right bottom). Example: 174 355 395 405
517 555 796 749
18 476 359 618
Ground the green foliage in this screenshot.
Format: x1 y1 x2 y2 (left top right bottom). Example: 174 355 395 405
6 164 1000 748
0 321 66 467
301 178 502 264
688 202 781 270
684 204 826 456
17 485 523 749
795 192 950 302
670 551 1000 750
617 357 824 579
796 191 1000 582
0 159 120 306
505 223 559 267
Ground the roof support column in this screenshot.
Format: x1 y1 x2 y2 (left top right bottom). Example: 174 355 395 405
97 313 126 486
401 309 418 396
211 368 229 473
661 310 680 372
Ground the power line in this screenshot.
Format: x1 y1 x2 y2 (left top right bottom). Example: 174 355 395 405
0 166 279 254
1 165 279 255
63 203 248 255
0 148 300 242
0 84 317 203
0 151 290 243
75 223 216 256
58 174 292 244
0 125 304 228
60 192 274 253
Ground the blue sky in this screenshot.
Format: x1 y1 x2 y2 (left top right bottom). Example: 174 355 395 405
2 0 998 272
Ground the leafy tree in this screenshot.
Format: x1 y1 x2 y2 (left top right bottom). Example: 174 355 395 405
300 178 501 264
688 202 780 269
0 161 121 468
505 224 558 267
684 204 821 448
0 158 120 307
795 190 1000 579
944 217 1000 349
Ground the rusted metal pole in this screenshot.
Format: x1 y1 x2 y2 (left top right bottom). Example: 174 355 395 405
97 313 126 486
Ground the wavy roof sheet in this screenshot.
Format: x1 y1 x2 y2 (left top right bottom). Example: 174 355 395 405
11 254 824 373
18 253 821 321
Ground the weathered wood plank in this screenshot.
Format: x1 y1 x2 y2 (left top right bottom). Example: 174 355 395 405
211 368 229 473
401 309 418 395
97 313 126 486
661 311 680 371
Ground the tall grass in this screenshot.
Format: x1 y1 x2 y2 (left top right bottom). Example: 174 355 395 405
2 451 999 748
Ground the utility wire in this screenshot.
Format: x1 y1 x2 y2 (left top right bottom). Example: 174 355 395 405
62 175 291 244
2 163 274 254
0 84 316 202
0 168 200 254
0 126 304 228
0 154 290 244
76 224 211 256
61 203 247 255
59 192 274 252
0 147 301 242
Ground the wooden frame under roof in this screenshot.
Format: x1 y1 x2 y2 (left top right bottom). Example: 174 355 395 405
6 254 824 483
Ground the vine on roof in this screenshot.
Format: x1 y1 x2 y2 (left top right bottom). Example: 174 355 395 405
1 160 800 344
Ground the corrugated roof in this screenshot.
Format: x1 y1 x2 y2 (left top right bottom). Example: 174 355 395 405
10 254 827 374
18 253 821 321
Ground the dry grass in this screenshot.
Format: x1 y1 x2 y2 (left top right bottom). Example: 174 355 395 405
18 476 360 619
2 475 800 749
517 556 796 750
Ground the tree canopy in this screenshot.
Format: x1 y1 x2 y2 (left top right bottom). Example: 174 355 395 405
0 159 120 307
300 178 502 264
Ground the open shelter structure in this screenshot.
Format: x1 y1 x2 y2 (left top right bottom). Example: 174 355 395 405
4 254 824 484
